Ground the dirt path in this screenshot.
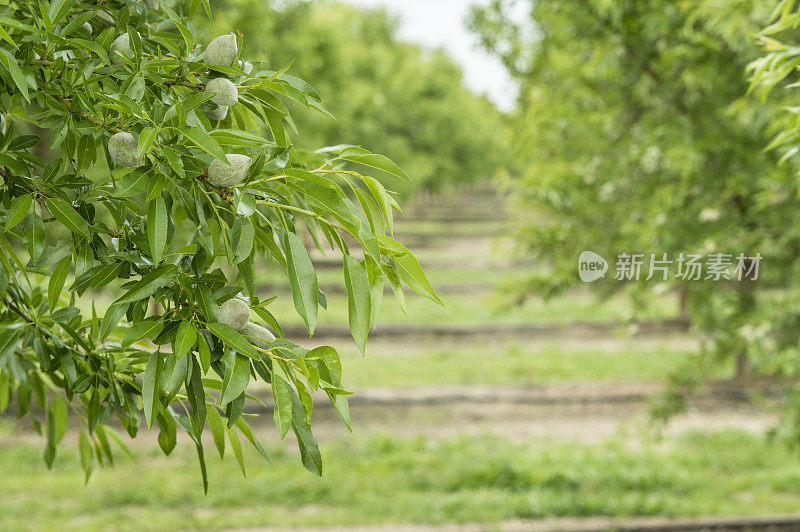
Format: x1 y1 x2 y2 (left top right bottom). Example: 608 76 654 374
226 514 800 532
239 382 778 445
284 318 693 342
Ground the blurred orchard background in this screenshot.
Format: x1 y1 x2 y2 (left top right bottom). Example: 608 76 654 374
10 0 800 530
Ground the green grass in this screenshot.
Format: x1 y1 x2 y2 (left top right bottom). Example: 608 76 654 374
257 288 680 329
339 342 705 388
259 262 527 290
74 282 680 333
1 428 799 531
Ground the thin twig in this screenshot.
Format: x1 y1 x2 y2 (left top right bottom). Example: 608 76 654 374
56 95 123 133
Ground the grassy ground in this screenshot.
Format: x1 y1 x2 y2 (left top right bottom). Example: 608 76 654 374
251 286 680 329
8 188 764 531
339 341 705 388
1 426 798 531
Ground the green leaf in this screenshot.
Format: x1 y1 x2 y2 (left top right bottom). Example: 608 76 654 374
281 231 318 334
234 417 269 462
252 306 285 338
162 148 185 178
186 356 206 433
339 148 411 183
227 425 246 477
147 196 168 265
45 397 68 467
178 127 228 163
220 352 251 406
122 320 163 349
0 24 17 50
138 126 158 158
378 236 442 305
358 174 395 234
5 195 32 231
210 129 272 147
70 38 109 63
197 332 211 374
163 6 194 54
166 353 188 400
0 49 29 103
343 255 370 356
98 302 127 341
329 393 351 432
291 388 322 476
271 376 292 439
23 214 45 263
208 322 259 359
45 197 90 240
233 218 254 264
176 92 215 116
48 255 71 314
234 189 256 216
78 430 94 484
143 352 163 430
146 173 166 202
114 265 178 305
112 169 149 197
48 0 77 24
206 407 226 458
172 320 197 358
156 409 177 455
0 329 20 363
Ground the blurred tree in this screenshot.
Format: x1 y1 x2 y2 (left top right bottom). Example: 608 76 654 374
470 0 800 419
200 0 506 193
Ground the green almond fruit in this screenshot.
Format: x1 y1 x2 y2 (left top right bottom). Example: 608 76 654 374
218 298 250 332
110 33 136 65
207 154 252 187
205 77 238 107
240 322 275 350
108 132 142 168
204 33 237 66
207 105 229 121
96 11 115 25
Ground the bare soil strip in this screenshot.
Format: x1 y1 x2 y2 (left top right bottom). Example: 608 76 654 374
244 381 777 443
258 281 495 296
284 318 691 341
227 514 800 532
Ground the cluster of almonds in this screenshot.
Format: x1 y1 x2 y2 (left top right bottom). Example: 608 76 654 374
107 33 253 188
105 30 274 344
218 298 276 349
133 297 273 388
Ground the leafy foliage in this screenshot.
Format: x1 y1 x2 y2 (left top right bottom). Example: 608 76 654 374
0 0 438 489
201 0 506 193
470 0 800 419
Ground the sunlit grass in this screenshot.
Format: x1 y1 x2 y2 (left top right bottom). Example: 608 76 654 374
0 428 798 531
338 341 706 388
255 288 681 329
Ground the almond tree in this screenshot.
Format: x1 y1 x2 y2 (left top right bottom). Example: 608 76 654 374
469 0 800 418
0 0 439 490
749 0 800 441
